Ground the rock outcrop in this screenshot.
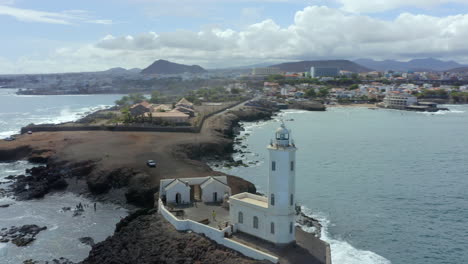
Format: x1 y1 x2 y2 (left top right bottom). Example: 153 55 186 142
82 209 270 264
86 167 157 207
0 225 47 246
11 166 68 200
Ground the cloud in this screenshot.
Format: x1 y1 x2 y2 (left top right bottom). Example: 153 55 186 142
337 0 468 13
4 5 468 73
87 19 113 25
0 4 113 25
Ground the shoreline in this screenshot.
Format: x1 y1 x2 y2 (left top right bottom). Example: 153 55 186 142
0 102 328 263
0 103 280 263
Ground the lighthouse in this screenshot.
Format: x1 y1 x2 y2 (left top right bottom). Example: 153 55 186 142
229 122 297 245
267 123 296 244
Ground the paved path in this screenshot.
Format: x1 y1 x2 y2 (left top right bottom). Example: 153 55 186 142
231 228 326 264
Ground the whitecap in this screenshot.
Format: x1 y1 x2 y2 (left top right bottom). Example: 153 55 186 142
300 206 392 264
0 131 19 138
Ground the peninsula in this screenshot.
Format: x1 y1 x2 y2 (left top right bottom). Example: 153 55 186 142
0 99 329 264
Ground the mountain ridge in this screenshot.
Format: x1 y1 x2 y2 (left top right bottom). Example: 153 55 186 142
141 59 206 75
269 60 372 73
354 58 467 72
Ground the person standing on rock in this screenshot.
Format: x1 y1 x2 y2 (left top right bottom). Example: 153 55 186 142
212 210 216 221
94 202 97 212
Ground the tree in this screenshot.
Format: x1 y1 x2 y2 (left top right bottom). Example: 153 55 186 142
128 93 145 104
115 96 130 106
120 106 132 123
349 84 359 90
305 88 316 98
318 88 329 98
231 88 241 94
149 91 161 104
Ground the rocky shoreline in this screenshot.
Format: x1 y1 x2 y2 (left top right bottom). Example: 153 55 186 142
0 103 323 264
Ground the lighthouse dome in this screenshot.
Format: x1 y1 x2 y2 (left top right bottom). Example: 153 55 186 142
276 124 289 135
275 123 290 146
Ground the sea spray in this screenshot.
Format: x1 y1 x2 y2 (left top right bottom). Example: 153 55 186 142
300 206 392 264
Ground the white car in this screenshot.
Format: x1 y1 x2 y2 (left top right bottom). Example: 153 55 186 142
146 160 157 167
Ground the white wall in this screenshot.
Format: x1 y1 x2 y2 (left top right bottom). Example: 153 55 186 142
160 176 228 196
201 181 231 202
159 199 278 263
166 182 190 204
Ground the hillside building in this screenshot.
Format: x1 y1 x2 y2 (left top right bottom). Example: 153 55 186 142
310 67 339 78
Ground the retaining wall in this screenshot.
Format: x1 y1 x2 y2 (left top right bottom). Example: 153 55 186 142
158 199 278 263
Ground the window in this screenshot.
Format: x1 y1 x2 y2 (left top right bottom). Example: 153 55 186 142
290 222 293 234
253 216 259 229
270 222 275 234
290 161 294 171
238 212 243 224
290 194 294 206
272 161 276 171
271 194 275 206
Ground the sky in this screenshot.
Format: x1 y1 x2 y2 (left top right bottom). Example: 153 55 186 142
1 0 468 73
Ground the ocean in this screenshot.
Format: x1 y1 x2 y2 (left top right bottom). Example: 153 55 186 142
215 106 468 264
0 89 128 263
1 88 467 264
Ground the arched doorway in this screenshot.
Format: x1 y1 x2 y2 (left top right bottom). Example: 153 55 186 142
213 192 218 202
175 193 181 204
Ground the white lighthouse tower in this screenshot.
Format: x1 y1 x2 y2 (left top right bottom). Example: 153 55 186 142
229 122 297 245
267 122 297 244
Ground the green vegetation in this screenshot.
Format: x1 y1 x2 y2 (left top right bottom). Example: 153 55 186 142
303 87 330 98
305 88 316 98
149 90 167 104
349 84 359 90
318 87 330 97
417 89 449 99
450 91 468 103
265 75 361 86
115 93 146 106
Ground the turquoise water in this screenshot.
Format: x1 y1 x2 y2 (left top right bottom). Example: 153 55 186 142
216 106 468 264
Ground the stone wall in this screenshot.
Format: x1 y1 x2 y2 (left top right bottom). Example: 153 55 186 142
158 199 279 263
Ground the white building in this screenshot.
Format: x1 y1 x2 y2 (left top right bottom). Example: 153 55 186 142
229 123 297 245
382 93 418 109
310 67 339 78
160 176 231 204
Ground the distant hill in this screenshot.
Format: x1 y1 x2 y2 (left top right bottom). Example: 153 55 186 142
354 58 467 72
141 60 206 74
447 67 468 73
269 60 372 73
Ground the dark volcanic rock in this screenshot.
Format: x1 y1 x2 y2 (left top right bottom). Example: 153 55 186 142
79 237 95 246
82 209 268 264
0 203 12 208
0 225 47 247
87 167 155 207
11 166 68 200
0 146 33 162
23 257 76 264
296 207 322 238
288 101 326 111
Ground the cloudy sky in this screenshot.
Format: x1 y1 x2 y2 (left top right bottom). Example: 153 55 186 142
1 0 468 73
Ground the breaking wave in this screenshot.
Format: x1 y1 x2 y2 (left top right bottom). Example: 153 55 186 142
300 206 392 264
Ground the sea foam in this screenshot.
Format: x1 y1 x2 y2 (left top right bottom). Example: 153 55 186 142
300 206 392 264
